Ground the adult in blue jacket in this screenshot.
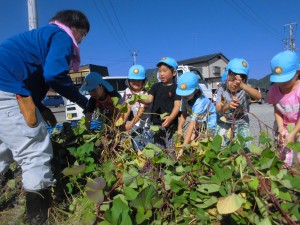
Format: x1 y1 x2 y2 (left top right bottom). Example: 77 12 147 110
0 10 89 224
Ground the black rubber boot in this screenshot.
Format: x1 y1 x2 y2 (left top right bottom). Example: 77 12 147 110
25 189 52 225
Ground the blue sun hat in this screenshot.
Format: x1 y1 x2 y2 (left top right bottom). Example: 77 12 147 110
176 72 202 96
156 57 178 70
270 50 300 83
80 72 113 92
226 58 249 76
128 64 146 80
221 70 228 85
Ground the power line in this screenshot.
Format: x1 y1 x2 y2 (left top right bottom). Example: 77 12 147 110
108 0 134 50
223 0 282 40
239 0 282 38
92 0 130 51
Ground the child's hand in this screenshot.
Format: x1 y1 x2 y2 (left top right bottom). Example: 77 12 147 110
229 97 239 109
125 122 133 131
162 116 172 127
277 127 286 146
285 133 295 147
177 148 184 159
235 75 245 89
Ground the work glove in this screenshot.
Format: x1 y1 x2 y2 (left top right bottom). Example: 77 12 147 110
41 107 57 127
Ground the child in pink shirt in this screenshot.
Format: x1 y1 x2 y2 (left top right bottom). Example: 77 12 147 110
267 50 300 167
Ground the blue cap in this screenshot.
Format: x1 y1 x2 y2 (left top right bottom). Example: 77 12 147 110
270 50 300 83
226 58 249 76
156 57 178 70
176 72 201 96
80 72 113 92
128 64 146 80
221 70 228 85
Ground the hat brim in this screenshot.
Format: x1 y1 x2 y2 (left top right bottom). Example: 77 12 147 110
80 80 114 92
176 88 195 96
230 68 247 75
270 69 297 83
101 80 114 92
80 83 98 92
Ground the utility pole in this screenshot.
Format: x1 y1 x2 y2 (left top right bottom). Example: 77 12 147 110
284 22 297 51
131 49 138 65
27 0 38 30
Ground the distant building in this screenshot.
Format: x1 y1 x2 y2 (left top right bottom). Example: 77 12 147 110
177 52 229 89
47 64 109 95
69 64 109 87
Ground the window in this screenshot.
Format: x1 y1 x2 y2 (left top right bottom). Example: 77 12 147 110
213 66 221 75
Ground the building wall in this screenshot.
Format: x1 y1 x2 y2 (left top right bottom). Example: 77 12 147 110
187 57 228 89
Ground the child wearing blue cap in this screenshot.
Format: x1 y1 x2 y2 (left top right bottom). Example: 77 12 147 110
215 58 261 147
267 50 300 167
138 57 181 154
176 72 217 159
81 72 122 128
122 64 152 151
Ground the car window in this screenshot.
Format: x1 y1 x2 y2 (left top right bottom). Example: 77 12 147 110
104 78 127 92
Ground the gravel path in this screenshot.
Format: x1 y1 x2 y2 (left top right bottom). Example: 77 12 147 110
248 103 275 142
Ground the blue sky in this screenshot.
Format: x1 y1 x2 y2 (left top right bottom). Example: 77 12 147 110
0 0 299 79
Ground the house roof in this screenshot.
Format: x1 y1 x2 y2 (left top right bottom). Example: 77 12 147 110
177 52 229 65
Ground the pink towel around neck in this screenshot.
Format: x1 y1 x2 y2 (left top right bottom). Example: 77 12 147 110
49 20 80 72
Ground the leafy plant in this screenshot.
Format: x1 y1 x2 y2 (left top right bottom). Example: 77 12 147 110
45 119 300 225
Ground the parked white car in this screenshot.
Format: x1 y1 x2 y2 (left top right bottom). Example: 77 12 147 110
65 76 127 121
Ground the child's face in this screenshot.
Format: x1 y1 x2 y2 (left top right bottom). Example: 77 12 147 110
129 79 144 92
226 73 246 92
182 92 195 102
158 65 176 84
88 84 105 99
277 72 299 92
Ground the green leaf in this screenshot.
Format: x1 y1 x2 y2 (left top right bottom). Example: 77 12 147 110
213 164 232 182
277 188 292 201
160 112 169 119
155 157 174 166
197 184 220 193
130 185 158 210
217 193 246 214
85 177 106 204
144 142 162 153
115 117 124 127
210 135 222 151
122 173 137 186
170 179 187 193
136 208 152 225
282 174 300 189
99 222 112 225
257 217 272 225
107 197 132 225
76 142 94 158
248 145 263 154
195 196 218 209
286 123 295 133
248 177 259 191
128 94 137 105
81 211 96 225
124 186 139 201
254 196 268 217
62 164 86 176
260 157 275 170
137 94 149 100
142 149 155 158
150 125 159 132
286 142 300 152
111 97 119 106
